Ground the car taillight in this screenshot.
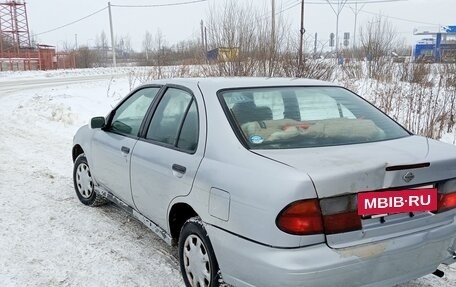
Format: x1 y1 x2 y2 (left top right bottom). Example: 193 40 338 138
276 199 324 235
320 195 362 234
276 195 362 236
437 192 456 213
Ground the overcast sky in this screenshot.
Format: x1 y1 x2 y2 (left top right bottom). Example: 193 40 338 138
26 0 455 51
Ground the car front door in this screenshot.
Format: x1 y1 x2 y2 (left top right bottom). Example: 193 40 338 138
130 85 205 229
90 86 161 207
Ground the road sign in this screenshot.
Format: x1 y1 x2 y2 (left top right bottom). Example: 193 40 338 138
344 32 350 47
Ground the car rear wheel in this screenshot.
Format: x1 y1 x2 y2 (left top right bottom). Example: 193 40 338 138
179 217 221 287
73 154 107 206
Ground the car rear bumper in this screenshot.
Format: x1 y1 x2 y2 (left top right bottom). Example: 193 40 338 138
206 212 456 287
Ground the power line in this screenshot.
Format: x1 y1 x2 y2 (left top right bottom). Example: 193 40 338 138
274 0 403 16
111 0 207 8
279 0 300 10
360 9 440 26
34 0 208 37
265 0 301 20
278 1 302 14
306 0 405 4
35 6 108 36
244 0 300 26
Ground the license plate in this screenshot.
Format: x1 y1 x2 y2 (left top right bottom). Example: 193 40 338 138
358 188 438 215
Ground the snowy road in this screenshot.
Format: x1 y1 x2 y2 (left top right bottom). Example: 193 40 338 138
0 75 124 96
0 70 454 287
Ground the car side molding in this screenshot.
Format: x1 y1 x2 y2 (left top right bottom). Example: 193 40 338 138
95 187 173 245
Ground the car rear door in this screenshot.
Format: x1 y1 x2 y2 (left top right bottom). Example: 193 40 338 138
130 85 205 229
90 86 161 207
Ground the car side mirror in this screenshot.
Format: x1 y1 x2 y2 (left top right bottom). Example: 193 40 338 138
90 116 106 129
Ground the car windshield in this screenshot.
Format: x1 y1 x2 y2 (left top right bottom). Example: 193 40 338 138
220 86 410 149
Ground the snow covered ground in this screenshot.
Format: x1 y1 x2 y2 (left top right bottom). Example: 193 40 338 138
0 69 455 286
0 71 182 287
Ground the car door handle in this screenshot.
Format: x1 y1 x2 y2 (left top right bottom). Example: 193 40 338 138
172 164 186 174
121 146 130 154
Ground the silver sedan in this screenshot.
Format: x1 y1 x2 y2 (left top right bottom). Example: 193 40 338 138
72 78 456 287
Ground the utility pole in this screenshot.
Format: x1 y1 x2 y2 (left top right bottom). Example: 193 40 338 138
349 2 366 50
314 32 317 58
108 2 117 68
325 0 348 60
298 0 305 71
269 0 276 76
75 34 78 50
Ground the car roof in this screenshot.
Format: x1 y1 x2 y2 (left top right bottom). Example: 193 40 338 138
146 77 339 90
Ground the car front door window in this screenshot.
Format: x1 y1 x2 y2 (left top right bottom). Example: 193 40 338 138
110 87 160 136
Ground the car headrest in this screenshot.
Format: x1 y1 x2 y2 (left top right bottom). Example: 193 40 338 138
232 101 273 124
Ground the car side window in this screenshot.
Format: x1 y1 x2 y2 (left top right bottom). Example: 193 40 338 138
177 101 199 152
110 87 160 137
146 88 194 148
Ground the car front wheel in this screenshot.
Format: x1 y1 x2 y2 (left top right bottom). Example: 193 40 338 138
73 154 107 206
179 217 221 287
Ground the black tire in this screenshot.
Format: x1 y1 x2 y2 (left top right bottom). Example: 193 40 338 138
73 154 107 206
179 217 221 287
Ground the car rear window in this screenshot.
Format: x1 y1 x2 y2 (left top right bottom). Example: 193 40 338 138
219 86 410 149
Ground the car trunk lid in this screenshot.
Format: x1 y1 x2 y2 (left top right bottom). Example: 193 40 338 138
254 136 456 197
255 136 456 247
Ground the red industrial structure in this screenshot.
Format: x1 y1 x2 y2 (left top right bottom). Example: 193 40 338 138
0 0 75 71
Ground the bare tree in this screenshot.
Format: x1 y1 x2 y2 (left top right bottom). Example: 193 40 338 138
143 31 153 62
123 34 132 54
359 16 398 79
202 0 332 79
360 16 397 60
154 29 165 52
115 34 132 60
153 29 168 66
59 40 73 52
100 31 109 50
0 34 15 51
93 31 109 64
204 0 264 76
75 46 96 68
